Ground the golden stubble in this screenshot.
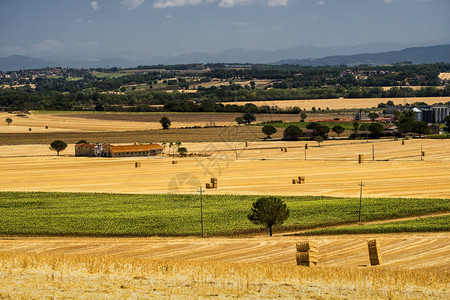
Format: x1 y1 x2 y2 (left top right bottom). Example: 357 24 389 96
0 251 448 299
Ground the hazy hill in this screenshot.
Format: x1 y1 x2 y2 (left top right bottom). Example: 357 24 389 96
0 55 58 71
276 44 450 66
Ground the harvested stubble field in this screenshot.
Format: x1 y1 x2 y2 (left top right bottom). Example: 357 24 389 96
0 250 446 299
0 234 448 298
233 96 450 110
0 111 300 134
1 139 449 198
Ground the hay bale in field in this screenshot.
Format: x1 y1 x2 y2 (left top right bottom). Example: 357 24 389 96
172 161 177 164
296 251 319 262
292 179 297 184
296 241 319 252
45 126 48 129
28 128 32 131
305 144 308 150
135 162 141 168
297 261 318 267
245 141 248 147
298 176 305 184
205 183 212 189
367 239 382 266
358 154 364 164
402 140 405 145
422 151 426 157
284 148 288 152
281 147 284 152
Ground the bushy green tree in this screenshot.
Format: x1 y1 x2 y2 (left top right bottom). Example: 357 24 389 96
368 112 379 122
283 125 302 140
49 140 67 156
242 112 256 124
368 123 384 138
332 125 345 137
5 118 12 126
313 124 330 138
159 116 171 129
247 196 289 236
262 124 277 138
314 135 324 147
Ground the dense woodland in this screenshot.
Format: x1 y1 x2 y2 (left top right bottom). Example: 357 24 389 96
1 63 449 112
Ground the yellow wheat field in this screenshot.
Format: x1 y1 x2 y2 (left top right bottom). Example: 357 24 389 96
0 139 449 198
0 235 448 299
233 96 450 110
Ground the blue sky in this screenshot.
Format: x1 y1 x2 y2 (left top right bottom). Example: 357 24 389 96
0 0 449 61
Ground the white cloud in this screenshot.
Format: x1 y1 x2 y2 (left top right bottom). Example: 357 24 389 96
165 14 174 18
153 0 204 8
218 0 253 8
316 0 324 5
153 0 289 8
267 0 288 7
121 0 146 9
31 39 64 53
90 1 99 11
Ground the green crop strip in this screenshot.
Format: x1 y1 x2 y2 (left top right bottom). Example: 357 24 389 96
0 192 448 237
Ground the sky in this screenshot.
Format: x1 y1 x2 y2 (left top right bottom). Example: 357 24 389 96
0 0 449 61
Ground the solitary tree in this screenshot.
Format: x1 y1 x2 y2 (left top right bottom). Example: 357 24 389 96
178 147 188 157
159 117 171 129
368 112 379 122
262 124 277 139
332 125 345 137
49 140 67 156
5 118 12 126
299 112 307 122
314 135 324 147
247 196 289 236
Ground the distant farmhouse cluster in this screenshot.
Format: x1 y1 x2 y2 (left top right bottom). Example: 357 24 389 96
75 143 163 157
386 102 450 123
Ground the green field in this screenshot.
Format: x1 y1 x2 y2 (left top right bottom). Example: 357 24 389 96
302 215 450 235
0 192 448 236
91 72 129 78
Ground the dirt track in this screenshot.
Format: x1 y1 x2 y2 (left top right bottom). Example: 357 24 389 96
0 232 448 270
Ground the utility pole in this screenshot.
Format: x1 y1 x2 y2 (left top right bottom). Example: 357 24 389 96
304 144 308 160
198 186 204 237
358 181 365 223
372 144 375 161
421 145 423 161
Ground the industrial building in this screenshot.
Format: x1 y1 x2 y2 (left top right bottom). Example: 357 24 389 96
75 143 163 157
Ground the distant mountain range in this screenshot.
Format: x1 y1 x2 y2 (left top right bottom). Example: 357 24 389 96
276 44 450 66
1 44 449 71
0 55 59 71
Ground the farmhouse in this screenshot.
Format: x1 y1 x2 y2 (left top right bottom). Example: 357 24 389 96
75 143 163 157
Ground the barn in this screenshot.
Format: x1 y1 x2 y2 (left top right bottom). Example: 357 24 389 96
75 143 163 157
